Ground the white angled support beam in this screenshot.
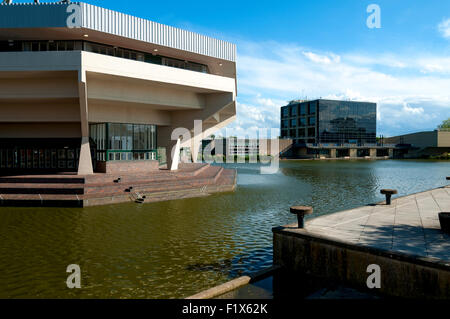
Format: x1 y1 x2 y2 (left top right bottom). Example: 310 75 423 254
169 138 181 170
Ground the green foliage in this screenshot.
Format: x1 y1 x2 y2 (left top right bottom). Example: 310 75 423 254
438 118 450 129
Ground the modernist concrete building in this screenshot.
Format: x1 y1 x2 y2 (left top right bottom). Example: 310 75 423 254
0 1 237 175
201 138 293 158
384 130 450 158
280 99 399 159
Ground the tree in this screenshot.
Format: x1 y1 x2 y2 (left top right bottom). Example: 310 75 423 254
438 118 450 130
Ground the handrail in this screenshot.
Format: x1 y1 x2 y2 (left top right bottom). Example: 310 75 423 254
96 149 159 162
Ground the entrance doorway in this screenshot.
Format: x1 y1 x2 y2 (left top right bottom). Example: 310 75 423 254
0 139 96 175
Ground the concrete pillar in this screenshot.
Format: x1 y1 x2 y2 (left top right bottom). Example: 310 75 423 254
330 149 337 159
191 138 201 163
370 148 377 158
77 81 94 175
388 149 394 159
168 138 181 170
191 120 203 163
158 127 181 171
350 149 357 158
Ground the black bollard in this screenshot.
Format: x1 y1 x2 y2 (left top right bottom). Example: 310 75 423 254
380 189 398 205
290 206 314 229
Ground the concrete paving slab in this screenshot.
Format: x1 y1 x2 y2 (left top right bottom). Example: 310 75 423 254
305 186 450 262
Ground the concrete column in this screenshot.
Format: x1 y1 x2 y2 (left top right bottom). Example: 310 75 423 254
350 149 358 158
388 149 394 159
370 148 377 158
77 81 94 175
330 149 337 159
191 120 203 163
191 138 201 163
158 127 181 171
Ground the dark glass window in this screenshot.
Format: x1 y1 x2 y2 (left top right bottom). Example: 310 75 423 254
282 108 289 118
308 128 316 137
90 123 157 162
317 100 376 144
309 117 316 126
299 118 306 126
291 119 297 127
291 106 297 116
300 104 307 115
298 129 306 137
309 102 317 115
290 130 296 138
0 40 208 74
31 42 40 51
48 41 57 51
282 120 289 129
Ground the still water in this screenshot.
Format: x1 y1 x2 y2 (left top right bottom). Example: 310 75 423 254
0 160 448 298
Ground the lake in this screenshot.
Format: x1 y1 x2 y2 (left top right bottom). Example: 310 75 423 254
0 159 448 298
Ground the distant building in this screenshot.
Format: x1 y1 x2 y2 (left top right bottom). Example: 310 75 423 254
280 99 397 159
201 138 293 157
384 130 450 158
281 99 377 145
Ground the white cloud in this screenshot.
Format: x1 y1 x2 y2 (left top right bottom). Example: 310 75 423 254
402 103 424 115
303 51 340 65
438 18 450 39
223 41 450 137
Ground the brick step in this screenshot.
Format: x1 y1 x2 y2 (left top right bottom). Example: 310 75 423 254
0 194 82 207
83 168 225 198
0 186 84 195
82 183 201 199
0 164 209 185
0 183 84 189
0 194 81 200
84 177 217 197
84 166 224 193
0 177 85 184
84 164 211 185
129 177 218 193
0 165 236 207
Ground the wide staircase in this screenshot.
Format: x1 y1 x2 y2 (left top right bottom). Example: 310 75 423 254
0 164 236 207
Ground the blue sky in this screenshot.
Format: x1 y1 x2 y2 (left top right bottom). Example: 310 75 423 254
18 0 450 137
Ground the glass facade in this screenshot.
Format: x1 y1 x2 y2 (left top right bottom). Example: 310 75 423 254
90 123 157 162
0 139 89 172
318 100 376 144
291 105 297 116
281 99 376 145
0 40 209 74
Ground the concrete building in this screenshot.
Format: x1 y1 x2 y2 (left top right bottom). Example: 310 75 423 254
201 138 293 157
0 2 237 175
280 99 397 159
384 130 450 158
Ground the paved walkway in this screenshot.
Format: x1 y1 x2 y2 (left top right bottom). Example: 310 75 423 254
305 187 450 261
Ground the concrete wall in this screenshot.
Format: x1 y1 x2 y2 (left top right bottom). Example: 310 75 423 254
88 100 171 126
385 131 438 148
273 229 450 299
438 131 450 147
0 123 81 138
96 160 159 174
0 50 237 173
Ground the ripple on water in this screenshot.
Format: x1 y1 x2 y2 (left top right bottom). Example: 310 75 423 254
0 160 448 298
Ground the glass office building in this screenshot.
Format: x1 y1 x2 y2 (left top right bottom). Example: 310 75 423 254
280 99 377 145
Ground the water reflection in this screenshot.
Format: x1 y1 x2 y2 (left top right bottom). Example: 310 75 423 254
0 160 448 298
